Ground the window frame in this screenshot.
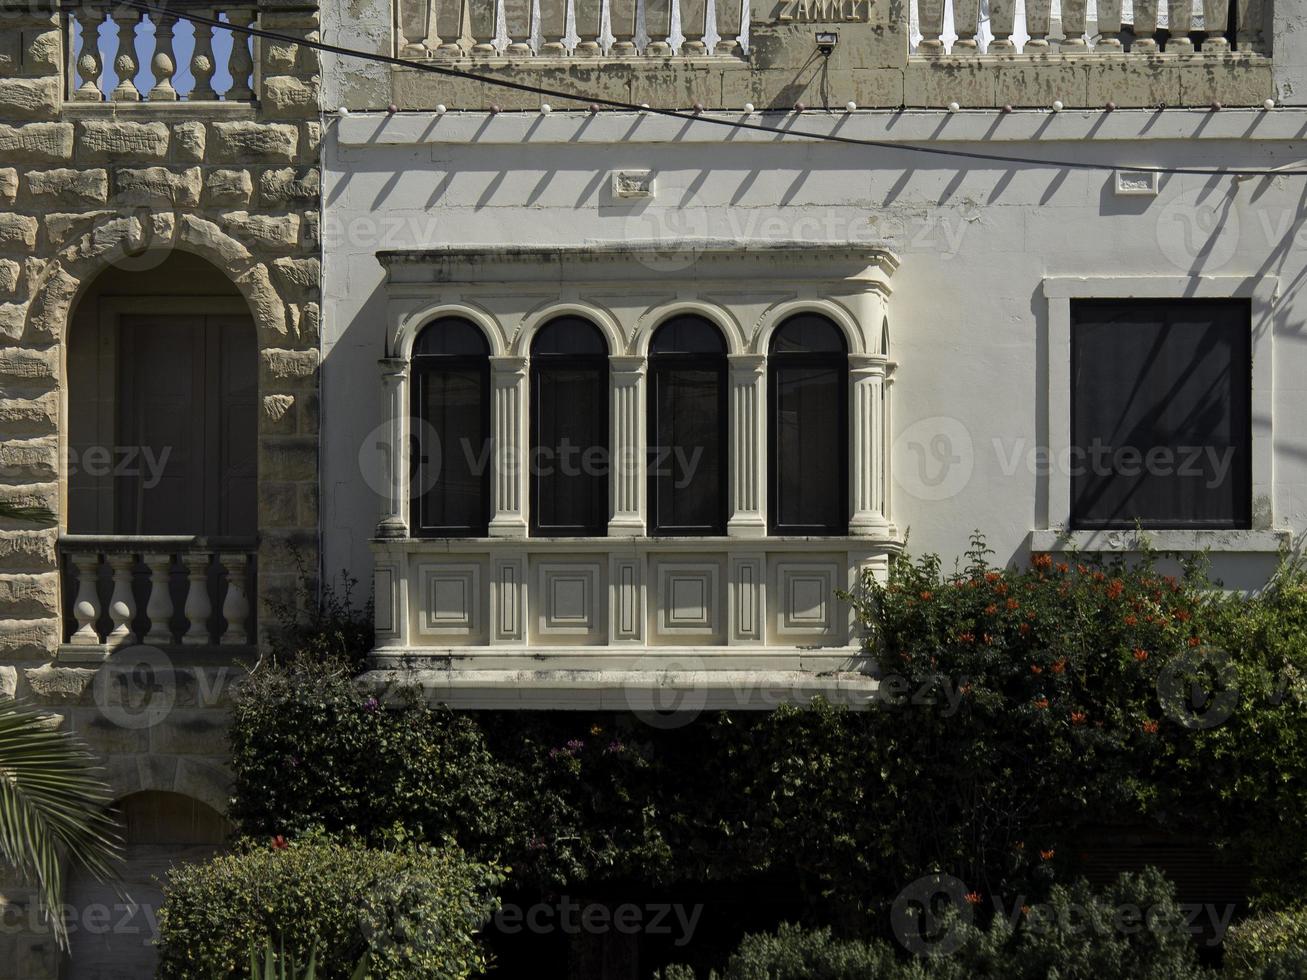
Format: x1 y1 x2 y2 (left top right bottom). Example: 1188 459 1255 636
410 319 493 538
646 318 730 537
528 317 611 537
767 316 850 536
1036 275 1277 554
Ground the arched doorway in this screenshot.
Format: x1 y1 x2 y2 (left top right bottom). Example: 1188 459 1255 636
64 791 230 979
66 252 257 537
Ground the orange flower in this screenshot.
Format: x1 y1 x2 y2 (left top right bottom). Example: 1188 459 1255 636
958 632 975 644
1057 563 1070 574
1040 849 1055 861
1032 553 1053 569
920 590 933 601
1070 711 1087 726
985 604 998 616
1133 648 1149 662
271 835 289 851
1030 664 1043 675
995 583 1009 596
1034 697 1049 710
1174 609 1191 623
1188 636 1201 648
964 891 983 905
960 682 974 696
1142 720 1160 734
985 572 1001 583
1006 598 1020 611
1106 579 1125 599
1077 564 1089 575
1019 623 1031 636
1124 614 1138 626
1051 658 1067 674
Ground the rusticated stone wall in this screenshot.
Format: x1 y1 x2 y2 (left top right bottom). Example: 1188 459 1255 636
0 2 321 974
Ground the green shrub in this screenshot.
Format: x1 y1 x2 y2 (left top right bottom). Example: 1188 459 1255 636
155 836 503 980
265 550 374 673
1225 908 1307 980
661 871 1213 980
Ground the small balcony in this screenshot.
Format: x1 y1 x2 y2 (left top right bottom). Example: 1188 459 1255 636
58 536 257 663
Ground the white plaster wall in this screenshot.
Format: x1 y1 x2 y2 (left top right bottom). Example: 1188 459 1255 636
321 108 1307 591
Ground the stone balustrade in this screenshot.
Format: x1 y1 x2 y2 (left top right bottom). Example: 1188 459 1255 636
396 0 749 58
913 0 1266 57
65 1 259 102
59 536 256 658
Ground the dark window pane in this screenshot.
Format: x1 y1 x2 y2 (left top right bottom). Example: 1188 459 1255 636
771 314 847 354
413 317 491 357
650 366 725 534
533 316 608 356
532 363 608 534
650 316 727 355
415 365 489 534
1071 300 1250 529
773 364 844 531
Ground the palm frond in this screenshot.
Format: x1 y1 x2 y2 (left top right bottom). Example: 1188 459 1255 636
0 701 123 949
0 502 56 525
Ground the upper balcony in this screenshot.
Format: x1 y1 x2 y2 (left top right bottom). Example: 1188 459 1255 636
365 0 1279 110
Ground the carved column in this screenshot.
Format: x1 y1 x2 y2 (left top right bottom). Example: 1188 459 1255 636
489 356 528 537
144 553 175 644
69 554 103 646
727 354 766 537
109 7 143 101
849 354 889 537
609 356 646 536
106 555 138 645
376 358 410 538
73 8 106 101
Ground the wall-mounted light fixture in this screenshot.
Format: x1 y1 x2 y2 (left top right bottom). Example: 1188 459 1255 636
815 31 838 56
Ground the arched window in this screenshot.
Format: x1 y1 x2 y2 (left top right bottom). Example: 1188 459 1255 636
411 317 491 536
648 316 728 535
768 314 848 534
530 316 609 535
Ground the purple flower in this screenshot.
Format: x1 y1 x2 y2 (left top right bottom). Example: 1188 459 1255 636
605 740 625 755
565 738 585 752
363 696 380 713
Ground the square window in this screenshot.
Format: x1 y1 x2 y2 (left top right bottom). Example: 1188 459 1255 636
1070 299 1251 530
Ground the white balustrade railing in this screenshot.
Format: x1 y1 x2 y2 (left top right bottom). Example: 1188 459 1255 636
61 536 256 649
910 0 1265 55
66 2 258 102
396 0 749 57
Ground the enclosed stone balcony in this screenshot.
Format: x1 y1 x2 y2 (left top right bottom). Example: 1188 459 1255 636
365 0 1279 110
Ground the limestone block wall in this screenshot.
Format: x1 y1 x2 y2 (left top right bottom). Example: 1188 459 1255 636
0 4 321 967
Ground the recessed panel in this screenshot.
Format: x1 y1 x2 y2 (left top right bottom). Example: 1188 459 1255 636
416 561 483 641
774 561 840 640
655 561 722 639
536 561 604 640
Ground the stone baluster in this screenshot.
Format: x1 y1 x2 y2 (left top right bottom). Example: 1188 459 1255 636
646 0 672 55
376 358 410 538
987 0 1015 54
574 0 602 54
182 553 213 645
429 0 464 56
106 555 137 646
190 8 218 99
1060 0 1088 53
1203 0 1231 53
680 0 707 54
1167 0 1195 54
727 354 766 537
609 0 637 54
73 8 105 101
1096 0 1124 51
952 0 980 54
505 0 532 53
849 355 889 536
69 554 103 646
225 8 256 100
916 0 946 55
148 10 180 100
221 554 251 645
1024 0 1052 52
1236 0 1265 52
1133 0 1159 53
471 0 498 53
398 0 431 55
144 553 175 645
109 7 142 101
609 357 646 535
713 0 740 56
489 357 528 537
539 0 567 54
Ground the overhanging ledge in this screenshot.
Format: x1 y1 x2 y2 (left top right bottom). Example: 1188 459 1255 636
358 668 883 711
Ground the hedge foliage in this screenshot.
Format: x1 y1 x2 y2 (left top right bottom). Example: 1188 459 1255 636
154 835 503 980
1224 908 1307 980
659 871 1214 979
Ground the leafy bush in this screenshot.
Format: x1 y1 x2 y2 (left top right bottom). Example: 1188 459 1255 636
1225 908 1307 980
265 548 374 673
155 836 503 980
660 871 1213 980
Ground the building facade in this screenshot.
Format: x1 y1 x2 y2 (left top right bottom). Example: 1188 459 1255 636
2 0 1307 974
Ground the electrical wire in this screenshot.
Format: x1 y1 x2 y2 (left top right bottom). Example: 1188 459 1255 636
111 0 1307 178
